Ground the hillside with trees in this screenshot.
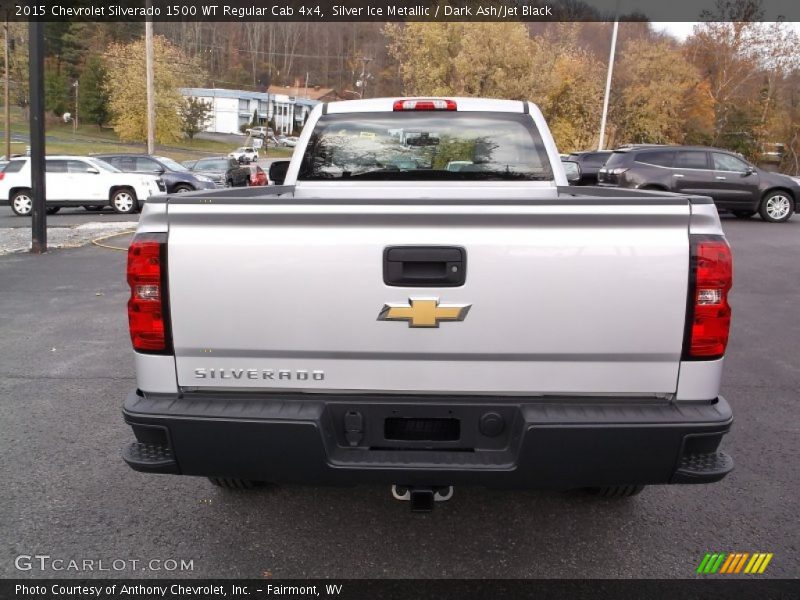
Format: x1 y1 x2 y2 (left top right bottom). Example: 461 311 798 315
2 6 799 172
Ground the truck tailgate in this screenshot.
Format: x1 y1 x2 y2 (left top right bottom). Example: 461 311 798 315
167 199 690 396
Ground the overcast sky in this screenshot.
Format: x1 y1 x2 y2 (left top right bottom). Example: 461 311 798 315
653 21 800 40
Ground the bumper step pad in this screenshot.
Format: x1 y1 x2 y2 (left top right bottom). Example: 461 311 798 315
122 442 179 474
672 451 733 484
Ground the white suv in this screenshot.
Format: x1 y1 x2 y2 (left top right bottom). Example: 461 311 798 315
245 126 273 138
228 147 259 164
0 156 166 216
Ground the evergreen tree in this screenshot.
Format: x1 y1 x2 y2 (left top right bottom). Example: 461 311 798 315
79 56 110 129
45 67 70 117
180 97 212 141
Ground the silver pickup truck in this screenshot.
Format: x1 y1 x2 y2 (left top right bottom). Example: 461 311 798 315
122 98 734 510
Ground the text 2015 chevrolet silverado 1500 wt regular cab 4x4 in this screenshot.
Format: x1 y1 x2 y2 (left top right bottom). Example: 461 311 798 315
122 98 734 508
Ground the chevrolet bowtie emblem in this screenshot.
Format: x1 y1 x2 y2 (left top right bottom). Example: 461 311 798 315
378 298 471 328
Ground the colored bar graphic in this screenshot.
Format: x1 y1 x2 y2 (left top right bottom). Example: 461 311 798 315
720 554 736 574
744 554 760 574
697 553 712 574
758 553 773 574
697 554 712 574
704 553 719 573
699 552 773 575
711 553 726 573
734 553 749 573
725 553 741 573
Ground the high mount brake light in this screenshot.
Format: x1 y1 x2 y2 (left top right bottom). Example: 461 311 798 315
683 236 733 360
393 99 457 111
127 233 172 353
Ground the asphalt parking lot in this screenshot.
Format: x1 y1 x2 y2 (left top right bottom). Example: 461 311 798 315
1 214 798 579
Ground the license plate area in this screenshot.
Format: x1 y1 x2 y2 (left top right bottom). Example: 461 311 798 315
325 402 520 451
385 417 460 442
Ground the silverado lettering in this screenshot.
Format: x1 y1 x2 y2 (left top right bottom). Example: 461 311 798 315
193 368 325 381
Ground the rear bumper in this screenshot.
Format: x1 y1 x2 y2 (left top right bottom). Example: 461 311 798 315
122 391 733 489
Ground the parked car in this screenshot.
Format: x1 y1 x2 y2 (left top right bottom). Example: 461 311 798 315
228 147 259 164
93 154 217 194
244 164 268 186
246 126 273 139
598 145 799 222
185 156 251 188
562 150 612 185
181 159 198 170
275 135 299 148
0 155 165 215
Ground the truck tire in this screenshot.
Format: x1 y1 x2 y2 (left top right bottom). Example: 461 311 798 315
208 477 265 490
586 485 645 498
759 191 794 223
10 189 34 216
111 188 138 214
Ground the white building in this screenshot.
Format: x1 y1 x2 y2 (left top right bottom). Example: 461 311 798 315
180 88 319 135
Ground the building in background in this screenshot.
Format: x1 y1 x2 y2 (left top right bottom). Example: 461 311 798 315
180 88 320 135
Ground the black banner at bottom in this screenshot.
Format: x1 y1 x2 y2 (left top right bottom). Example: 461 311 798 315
2 579 799 600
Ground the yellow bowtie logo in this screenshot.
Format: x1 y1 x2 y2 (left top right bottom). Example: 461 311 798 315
378 298 471 328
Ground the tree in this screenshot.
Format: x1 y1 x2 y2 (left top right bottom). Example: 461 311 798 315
537 49 604 151
45 66 70 117
386 22 538 99
385 23 462 96
611 39 712 145
79 56 110 129
8 24 29 114
386 22 604 151
180 97 212 141
453 24 537 100
252 108 259 126
103 35 205 144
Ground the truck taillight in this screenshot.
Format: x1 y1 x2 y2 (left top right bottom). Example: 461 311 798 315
393 99 457 111
683 236 733 360
127 233 171 353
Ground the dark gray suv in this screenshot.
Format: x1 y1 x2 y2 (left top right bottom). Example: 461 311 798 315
598 145 799 222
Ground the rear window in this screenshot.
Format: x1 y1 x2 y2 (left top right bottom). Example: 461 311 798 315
299 112 553 181
581 152 611 167
3 160 25 173
635 151 674 167
196 159 229 170
603 152 633 169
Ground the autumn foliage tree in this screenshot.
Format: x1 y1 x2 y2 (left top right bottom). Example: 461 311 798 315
104 35 205 144
386 22 603 151
386 23 537 100
611 39 713 145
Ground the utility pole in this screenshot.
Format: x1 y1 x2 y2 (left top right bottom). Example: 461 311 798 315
28 21 46 253
145 8 155 154
598 17 619 150
357 57 372 99
73 80 79 135
4 15 11 161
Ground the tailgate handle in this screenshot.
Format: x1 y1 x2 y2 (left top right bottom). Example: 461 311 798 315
384 246 466 287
